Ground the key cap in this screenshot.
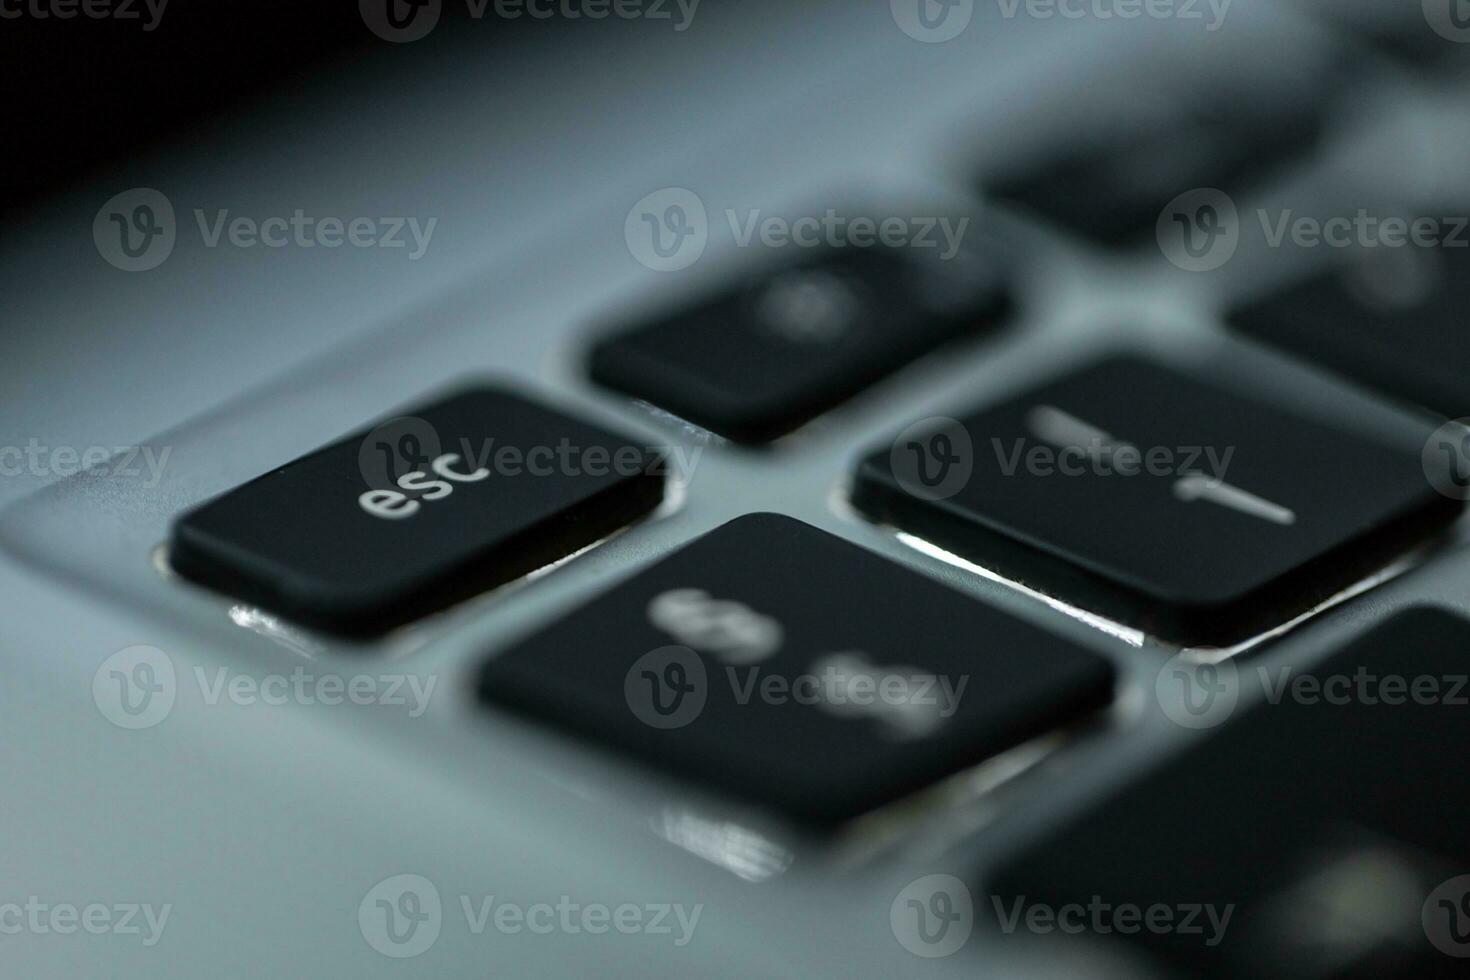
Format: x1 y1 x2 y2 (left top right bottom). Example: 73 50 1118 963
852 357 1463 647
986 608 1470 978
1231 245 1470 419
478 514 1114 826
588 242 1010 444
983 82 1340 247
171 387 666 637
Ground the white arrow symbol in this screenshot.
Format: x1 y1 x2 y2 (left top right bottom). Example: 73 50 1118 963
1027 405 1137 462
1173 473 1296 526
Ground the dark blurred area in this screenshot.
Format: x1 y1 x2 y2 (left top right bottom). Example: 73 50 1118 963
0 2 546 223
0 4 349 219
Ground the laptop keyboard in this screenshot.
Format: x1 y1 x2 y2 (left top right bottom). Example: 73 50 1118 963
12 4 1470 978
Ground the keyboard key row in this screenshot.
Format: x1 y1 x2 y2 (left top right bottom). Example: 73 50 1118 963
171 352 1463 652
165 362 1461 830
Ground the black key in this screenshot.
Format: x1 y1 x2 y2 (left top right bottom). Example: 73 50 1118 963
478 514 1114 826
852 357 1463 647
983 81 1340 247
171 387 665 637
987 608 1470 978
1232 245 1470 419
588 243 1010 444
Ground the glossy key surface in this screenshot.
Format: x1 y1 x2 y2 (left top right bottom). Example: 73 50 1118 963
479 514 1115 826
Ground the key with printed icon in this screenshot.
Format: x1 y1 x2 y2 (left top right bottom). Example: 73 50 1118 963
478 514 1115 826
1231 245 1470 420
170 386 666 637
851 357 1464 647
588 240 1011 444
986 608 1470 978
